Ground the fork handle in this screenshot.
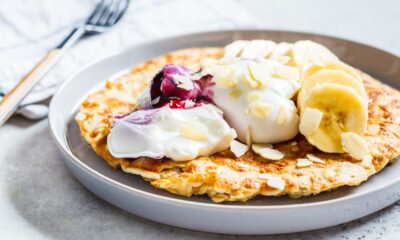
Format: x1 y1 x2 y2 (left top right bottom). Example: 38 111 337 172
0 49 62 126
0 26 86 126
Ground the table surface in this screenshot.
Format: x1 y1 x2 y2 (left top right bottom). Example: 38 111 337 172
1 0 399 239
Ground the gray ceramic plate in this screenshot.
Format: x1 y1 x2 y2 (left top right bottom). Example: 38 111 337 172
49 30 400 235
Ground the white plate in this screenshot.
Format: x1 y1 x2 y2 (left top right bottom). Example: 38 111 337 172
49 30 400 235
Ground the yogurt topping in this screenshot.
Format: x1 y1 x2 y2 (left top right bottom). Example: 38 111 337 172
107 104 236 161
107 64 236 161
202 53 300 144
107 40 303 161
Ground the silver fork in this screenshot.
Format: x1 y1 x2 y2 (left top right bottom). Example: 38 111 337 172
0 0 129 126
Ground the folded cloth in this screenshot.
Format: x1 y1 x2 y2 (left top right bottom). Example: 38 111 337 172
0 0 256 120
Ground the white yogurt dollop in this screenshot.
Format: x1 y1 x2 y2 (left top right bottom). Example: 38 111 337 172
107 104 237 161
203 56 300 144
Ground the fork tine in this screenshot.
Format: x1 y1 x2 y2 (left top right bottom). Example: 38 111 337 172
106 0 129 26
85 0 105 24
98 0 120 25
86 0 109 25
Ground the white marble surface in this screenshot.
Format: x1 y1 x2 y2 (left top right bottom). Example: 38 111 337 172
1 0 400 239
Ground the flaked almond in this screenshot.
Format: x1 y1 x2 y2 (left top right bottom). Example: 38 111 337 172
252 144 284 160
224 40 249 57
229 89 243 99
246 91 263 103
306 153 325 163
151 96 160 105
184 100 195 109
258 173 285 190
267 176 286 190
275 55 291 64
247 62 270 87
271 42 293 58
171 74 194 90
230 140 249 157
258 173 271 180
215 66 237 89
272 65 300 81
241 40 274 58
242 69 260 89
75 112 86 121
299 107 324 136
277 105 288 125
341 132 369 160
273 65 300 81
180 122 208 141
297 158 313 168
245 126 253 147
246 101 273 119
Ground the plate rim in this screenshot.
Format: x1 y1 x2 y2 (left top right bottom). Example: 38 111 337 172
49 29 400 210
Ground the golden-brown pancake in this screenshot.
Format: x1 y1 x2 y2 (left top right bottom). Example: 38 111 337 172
75 47 400 202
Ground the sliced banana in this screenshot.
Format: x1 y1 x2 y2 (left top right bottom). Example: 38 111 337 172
301 61 362 82
297 69 368 111
290 40 339 68
301 83 368 153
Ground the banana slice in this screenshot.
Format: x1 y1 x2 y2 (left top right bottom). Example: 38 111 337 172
301 61 362 82
297 69 368 111
290 40 339 68
301 83 368 153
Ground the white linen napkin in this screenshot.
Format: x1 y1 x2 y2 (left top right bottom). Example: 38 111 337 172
0 0 256 120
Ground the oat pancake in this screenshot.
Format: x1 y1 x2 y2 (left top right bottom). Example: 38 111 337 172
75 47 400 202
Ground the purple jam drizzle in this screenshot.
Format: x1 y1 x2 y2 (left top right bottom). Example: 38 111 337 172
150 64 214 108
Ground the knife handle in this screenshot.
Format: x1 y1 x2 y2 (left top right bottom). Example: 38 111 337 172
0 49 61 126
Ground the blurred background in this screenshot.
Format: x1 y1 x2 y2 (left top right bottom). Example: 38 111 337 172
1 0 398 103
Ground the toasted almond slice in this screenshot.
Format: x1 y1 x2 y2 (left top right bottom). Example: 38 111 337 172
271 42 293 58
276 56 291 64
248 62 271 86
230 140 249 157
252 144 284 160
341 132 369 160
242 68 261 89
229 89 243 99
215 66 237 89
277 105 288 125
306 153 325 163
184 100 195 109
246 91 263 103
245 126 253 147
273 65 300 81
151 96 160 105
180 122 208 141
258 173 271 180
121 166 160 180
297 158 313 168
267 176 286 190
224 40 249 57
246 101 273 119
75 112 86 121
299 107 324 136
241 40 276 58
171 74 194 90
361 155 373 167
291 146 300 152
